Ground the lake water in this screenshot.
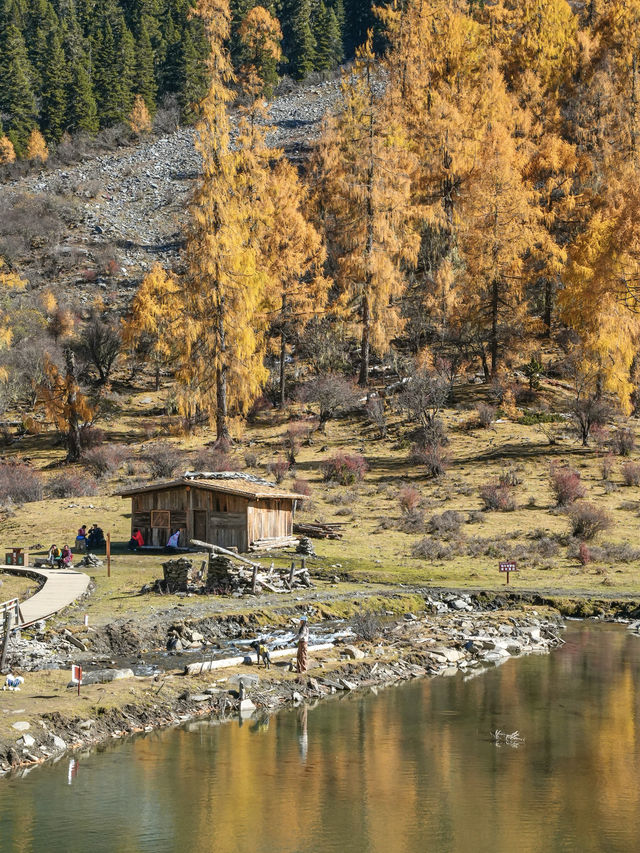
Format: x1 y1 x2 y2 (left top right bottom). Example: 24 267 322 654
1 622 640 853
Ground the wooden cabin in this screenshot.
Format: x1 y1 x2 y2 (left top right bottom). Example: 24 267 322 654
119 473 307 553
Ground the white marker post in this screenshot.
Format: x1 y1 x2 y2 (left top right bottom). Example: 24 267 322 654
71 664 83 696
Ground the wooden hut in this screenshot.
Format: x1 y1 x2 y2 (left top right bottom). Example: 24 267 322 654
119 472 307 553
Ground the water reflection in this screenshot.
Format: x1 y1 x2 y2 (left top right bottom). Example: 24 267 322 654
1 624 640 853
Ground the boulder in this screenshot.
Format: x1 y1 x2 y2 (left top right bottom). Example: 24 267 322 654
342 645 365 660
52 736 67 751
19 734 35 748
11 721 30 732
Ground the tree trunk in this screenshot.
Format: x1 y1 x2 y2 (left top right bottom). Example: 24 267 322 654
490 278 499 377
216 293 230 443
64 348 82 462
543 277 553 338
359 62 375 388
279 293 287 408
359 292 370 386
155 359 160 392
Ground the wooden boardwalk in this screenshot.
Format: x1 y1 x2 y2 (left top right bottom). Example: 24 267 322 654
0 565 91 628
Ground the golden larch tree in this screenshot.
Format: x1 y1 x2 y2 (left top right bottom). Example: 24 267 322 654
123 263 181 390
36 350 94 461
129 94 152 135
178 0 270 440
0 136 16 165
316 36 420 385
26 129 48 162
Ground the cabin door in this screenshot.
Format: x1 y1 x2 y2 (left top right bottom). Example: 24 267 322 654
193 510 207 542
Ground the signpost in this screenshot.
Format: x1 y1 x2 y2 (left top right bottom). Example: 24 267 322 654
499 560 517 585
71 664 83 696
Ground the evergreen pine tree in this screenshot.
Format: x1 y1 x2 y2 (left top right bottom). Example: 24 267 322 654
135 16 158 114
2 24 37 155
68 57 98 133
41 28 69 142
289 0 315 78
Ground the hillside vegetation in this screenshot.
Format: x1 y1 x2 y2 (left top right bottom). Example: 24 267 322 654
2 0 640 599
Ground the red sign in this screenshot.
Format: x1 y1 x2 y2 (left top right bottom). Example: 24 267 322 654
71 664 82 684
499 561 517 585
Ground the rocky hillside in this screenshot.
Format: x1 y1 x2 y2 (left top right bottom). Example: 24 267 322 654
0 77 343 308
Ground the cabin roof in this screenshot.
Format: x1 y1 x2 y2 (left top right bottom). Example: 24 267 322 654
118 471 307 502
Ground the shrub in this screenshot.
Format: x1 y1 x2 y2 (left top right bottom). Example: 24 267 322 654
411 538 452 560
293 478 312 497
144 443 181 478
428 510 464 537
477 402 496 428
267 458 290 484
533 536 560 557
400 508 425 533
352 610 383 641
79 425 105 449
578 542 592 565
298 374 360 427
622 461 640 486
83 445 128 477
0 461 43 503
499 466 521 487
550 465 585 506
568 502 612 540
366 397 387 437
282 422 308 464
479 482 516 511
192 448 233 472
611 427 635 456
321 453 367 485
48 472 98 498
601 454 615 481
467 510 485 524
410 441 449 478
244 451 260 469
398 484 421 513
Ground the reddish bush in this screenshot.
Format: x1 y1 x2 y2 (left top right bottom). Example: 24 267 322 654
578 542 592 565
293 478 312 496
0 461 43 503
479 482 516 512
321 452 367 485
568 502 612 540
82 445 128 477
398 484 421 513
267 458 291 484
48 472 98 498
550 465 585 507
622 461 640 486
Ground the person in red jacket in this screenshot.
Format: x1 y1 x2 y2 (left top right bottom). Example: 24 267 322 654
128 528 144 551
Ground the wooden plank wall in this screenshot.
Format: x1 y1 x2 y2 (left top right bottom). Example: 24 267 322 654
247 499 293 544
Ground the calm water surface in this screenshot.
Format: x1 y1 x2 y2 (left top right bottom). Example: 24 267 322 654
1 622 640 853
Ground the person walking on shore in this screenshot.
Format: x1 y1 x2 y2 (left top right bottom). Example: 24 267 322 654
296 616 309 673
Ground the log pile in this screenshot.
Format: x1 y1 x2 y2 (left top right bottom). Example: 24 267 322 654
249 536 299 552
162 557 193 592
293 521 344 540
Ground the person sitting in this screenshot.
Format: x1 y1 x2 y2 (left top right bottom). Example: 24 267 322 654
86 524 106 550
165 529 181 550
60 544 73 567
47 544 60 567
75 524 87 553
128 528 144 551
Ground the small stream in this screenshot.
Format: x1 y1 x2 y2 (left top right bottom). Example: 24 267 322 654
2 622 640 852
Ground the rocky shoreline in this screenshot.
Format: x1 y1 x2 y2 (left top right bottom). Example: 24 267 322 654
1 591 566 777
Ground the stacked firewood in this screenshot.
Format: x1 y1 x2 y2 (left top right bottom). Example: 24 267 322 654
293 521 344 539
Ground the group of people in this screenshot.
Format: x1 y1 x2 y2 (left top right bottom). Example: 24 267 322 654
75 524 105 552
127 528 181 551
46 543 73 568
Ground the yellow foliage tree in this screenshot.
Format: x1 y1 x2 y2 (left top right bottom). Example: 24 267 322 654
455 70 542 377
123 263 181 390
36 350 94 461
0 135 16 165
238 5 282 98
315 36 420 385
26 129 48 162
263 157 328 406
178 0 271 440
0 261 27 381
129 94 152 135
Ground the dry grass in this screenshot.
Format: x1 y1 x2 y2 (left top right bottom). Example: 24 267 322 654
2 380 640 601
